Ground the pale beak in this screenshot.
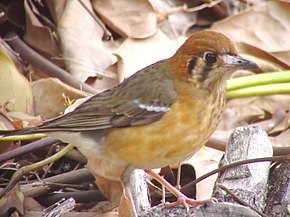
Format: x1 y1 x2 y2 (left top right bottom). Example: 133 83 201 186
223 54 259 70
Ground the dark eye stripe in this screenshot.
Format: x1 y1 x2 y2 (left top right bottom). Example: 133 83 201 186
187 55 215 81
200 65 212 81
187 57 197 74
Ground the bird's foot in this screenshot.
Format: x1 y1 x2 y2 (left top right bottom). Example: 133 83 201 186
165 195 213 210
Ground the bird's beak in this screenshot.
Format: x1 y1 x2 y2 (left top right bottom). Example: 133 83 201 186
223 54 259 70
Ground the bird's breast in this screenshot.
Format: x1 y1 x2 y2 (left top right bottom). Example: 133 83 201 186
104 84 226 169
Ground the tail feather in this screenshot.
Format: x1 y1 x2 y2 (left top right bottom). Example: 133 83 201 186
0 128 38 137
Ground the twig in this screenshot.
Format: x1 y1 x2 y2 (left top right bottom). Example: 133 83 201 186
0 137 59 163
42 197 76 217
216 183 267 217
21 168 94 197
4 32 97 94
180 155 290 195
183 0 224 12
0 144 74 198
206 109 289 156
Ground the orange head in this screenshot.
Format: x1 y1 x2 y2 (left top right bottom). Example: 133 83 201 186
170 31 258 89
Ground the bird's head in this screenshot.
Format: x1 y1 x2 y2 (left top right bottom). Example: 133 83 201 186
170 31 258 89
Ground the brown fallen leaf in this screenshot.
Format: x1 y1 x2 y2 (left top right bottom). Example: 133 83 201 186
0 185 24 216
226 95 290 119
92 0 157 38
270 128 290 147
115 30 185 80
184 147 224 200
55 0 116 82
211 0 290 69
32 78 89 119
149 0 197 38
23 0 62 63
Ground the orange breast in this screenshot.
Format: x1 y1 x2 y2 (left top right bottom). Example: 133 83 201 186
104 83 224 169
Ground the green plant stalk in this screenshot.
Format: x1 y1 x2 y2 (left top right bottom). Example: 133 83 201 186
0 144 74 198
227 83 290 98
227 71 290 91
0 133 47 141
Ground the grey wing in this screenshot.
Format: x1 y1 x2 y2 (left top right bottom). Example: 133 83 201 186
34 60 177 132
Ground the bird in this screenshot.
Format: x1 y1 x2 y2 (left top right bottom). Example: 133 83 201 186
1 31 258 216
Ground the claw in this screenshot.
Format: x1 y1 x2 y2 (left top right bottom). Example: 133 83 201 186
164 195 213 210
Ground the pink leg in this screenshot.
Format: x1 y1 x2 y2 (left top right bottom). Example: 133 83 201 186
145 169 212 209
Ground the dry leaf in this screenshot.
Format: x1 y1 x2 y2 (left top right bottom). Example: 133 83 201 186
23 0 61 60
56 0 116 81
92 0 157 38
0 185 24 216
270 128 290 147
116 30 185 80
24 197 44 211
226 95 290 118
5 112 42 128
149 0 197 38
217 95 290 132
94 176 122 209
0 50 33 114
235 44 289 72
185 147 224 200
32 78 89 119
211 0 290 69
0 39 26 75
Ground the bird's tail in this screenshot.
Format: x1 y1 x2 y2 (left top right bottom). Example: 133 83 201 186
0 128 40 138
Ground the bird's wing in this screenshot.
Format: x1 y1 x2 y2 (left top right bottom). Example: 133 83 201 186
35 60 177 132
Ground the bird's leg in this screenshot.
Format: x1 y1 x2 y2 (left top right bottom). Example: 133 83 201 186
176 163 182 190
145 169 211 209
121 165 138 217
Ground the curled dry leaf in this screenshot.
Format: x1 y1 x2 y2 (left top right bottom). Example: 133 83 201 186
0 50 33 114
92 0 157 39
32 78 89 119
56 0 116 82
211 0 290 70
23 0 62 61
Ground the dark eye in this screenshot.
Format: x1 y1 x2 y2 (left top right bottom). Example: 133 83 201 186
204 52 217 64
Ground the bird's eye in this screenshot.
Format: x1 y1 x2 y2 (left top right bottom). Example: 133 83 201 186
204 52 217 64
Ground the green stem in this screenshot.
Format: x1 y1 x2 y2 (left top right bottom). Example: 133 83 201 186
227 71 290 91
0 144 74 198
0 134 47 141
227 83 290 98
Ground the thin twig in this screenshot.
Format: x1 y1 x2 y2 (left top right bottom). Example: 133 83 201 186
217 183 268 217
0 144 74 198
183 0 224 12
180 155 290 195
4 32 97 94
0 137 59 163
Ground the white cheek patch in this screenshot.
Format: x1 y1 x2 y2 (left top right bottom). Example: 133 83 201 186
134 100 170 112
